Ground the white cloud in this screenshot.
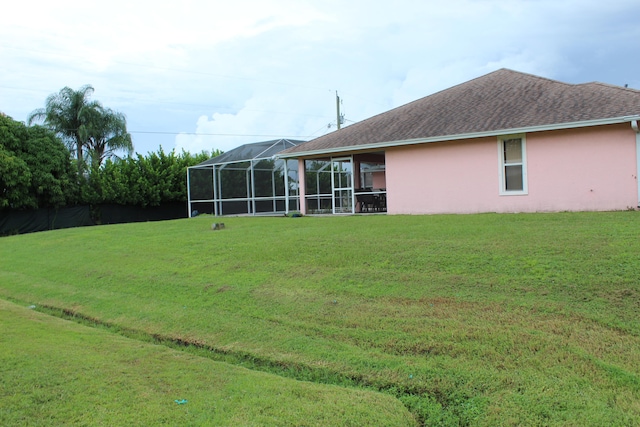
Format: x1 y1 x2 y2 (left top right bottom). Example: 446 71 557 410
1 0 639 156
175 84 335 154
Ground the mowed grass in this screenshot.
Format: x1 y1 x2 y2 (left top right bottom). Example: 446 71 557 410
0 299 413 426
1 212 639 425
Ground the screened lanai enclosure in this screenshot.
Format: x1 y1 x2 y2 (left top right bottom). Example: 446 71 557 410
302 152 387 214
187 139 305 216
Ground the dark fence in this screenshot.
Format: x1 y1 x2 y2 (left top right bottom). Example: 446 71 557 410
0 203 188 236
97 203 187 225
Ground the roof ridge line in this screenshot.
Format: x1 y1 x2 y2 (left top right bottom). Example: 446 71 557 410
498 68 576 87
339 69 571 127
579 81 640 94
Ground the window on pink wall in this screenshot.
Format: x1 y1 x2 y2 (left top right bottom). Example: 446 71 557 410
499 135 528 195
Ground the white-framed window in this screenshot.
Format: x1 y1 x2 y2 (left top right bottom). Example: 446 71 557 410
498 134 527 195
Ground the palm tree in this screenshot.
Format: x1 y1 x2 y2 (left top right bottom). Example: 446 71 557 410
28 85 133 169
83 106 133 167
28 85 99 169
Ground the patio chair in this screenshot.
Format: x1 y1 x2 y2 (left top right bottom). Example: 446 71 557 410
356 193 376 212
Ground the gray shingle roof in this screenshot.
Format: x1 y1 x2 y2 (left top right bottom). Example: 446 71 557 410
282 69 640 156
196 139 306 166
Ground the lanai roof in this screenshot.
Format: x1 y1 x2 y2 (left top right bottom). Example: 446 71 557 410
280 69 640 157
196 139 306 166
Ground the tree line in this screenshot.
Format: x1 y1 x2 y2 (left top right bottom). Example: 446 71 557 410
1 85 219 211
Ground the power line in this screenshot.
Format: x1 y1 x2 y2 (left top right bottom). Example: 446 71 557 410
307 122 333 138
21 124 316 140
1 42 369 139
130 130 314 138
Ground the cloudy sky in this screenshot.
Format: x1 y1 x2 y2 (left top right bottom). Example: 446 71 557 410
1 0 639 157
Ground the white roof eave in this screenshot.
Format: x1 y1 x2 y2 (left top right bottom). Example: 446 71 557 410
277 116 640 159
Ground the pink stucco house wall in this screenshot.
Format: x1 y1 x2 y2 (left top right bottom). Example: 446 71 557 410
281 69 640 215
386 124 638 214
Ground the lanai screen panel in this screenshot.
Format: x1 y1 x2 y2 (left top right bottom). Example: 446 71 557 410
187 139 304 216
187 167 214 215
304 159 332 213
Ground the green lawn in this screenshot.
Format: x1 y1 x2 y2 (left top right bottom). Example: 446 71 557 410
0 299 412 427
1 212 639 426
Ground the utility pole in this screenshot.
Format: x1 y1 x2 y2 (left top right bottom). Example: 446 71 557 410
336 91 341 130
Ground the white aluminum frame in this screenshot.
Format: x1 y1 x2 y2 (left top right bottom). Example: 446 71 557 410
330 156 355 214
187 157 299 217
498 134 528 196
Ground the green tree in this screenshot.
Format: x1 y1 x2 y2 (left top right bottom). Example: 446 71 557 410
0 114 78 209
27 85 99 168
88 148 214 207
0 145 32 209
27 85 133 170
83 106 133 167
